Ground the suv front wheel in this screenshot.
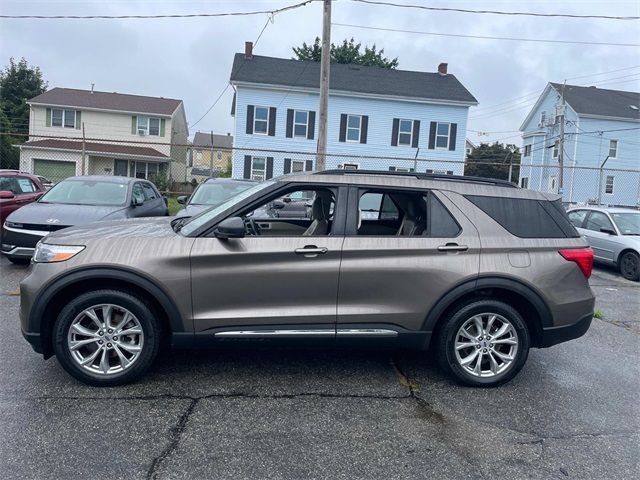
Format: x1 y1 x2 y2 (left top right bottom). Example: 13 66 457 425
436 299 530 387
53 290 161 386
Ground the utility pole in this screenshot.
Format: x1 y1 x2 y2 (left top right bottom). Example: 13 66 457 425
209 130 214 178
557 82 566 195
316 0 331 171
81 123 86 175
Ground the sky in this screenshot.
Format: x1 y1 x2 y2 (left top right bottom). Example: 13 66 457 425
1 0 639 147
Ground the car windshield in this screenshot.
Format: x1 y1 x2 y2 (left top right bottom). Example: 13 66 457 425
40 180 129 206
610 212 640 235
189 182 254 206
180 180 276 236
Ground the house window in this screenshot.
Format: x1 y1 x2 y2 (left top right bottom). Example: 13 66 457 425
398 119 413 146
346 115 362 142
294 110 309 138
51 108 76 128
523 144 532 157
342 163 359 170
539 111 547 126
137 116 161 136
435 122 451 149
548 175 557 192
391 167 415 173
251 156 266 181
609 140 618 159
291 160 305 172
605 175 614 194
253 107 269 135
126 160 164 179
552 141 559 159
520 177 529 189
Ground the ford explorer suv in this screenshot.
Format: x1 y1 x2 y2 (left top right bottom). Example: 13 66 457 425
19 170 595 387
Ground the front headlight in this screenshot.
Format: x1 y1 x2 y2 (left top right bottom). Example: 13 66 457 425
33 243 85 263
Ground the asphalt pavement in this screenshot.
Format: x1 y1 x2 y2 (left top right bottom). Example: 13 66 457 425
1 256 638 479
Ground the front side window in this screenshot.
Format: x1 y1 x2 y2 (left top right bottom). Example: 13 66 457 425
585 211 615 233
520 177 529 189
398 119 413 146
346 115 361 142
605 175 614 194
609 140 618 158
436 122 450 149
132 183 145 204
254 107 269 134
142 183 158 200
251 156 266 181
294 110 309 138
51 108 76 128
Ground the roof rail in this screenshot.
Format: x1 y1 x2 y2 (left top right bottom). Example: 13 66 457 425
315 169 517 188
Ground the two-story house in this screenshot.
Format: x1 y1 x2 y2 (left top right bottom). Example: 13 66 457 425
229 44 477 180
190 131 233 178
519 83 639 206
19 87 188 182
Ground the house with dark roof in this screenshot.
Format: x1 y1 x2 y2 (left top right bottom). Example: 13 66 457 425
19 87 188 182
519 83 639 206
229 44 477 179
189 131 234 178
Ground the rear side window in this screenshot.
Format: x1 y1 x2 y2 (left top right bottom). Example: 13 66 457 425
465 195 578 238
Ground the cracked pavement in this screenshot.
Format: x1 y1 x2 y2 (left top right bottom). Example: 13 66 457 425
1 257 639 479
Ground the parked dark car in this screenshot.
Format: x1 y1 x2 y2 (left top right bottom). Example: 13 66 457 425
2 175 167 263
0 170 47 224
175 178 256 218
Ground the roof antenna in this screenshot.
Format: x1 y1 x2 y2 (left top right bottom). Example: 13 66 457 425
90 83 94 94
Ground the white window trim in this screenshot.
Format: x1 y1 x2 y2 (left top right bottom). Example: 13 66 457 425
137 116 161 136
397 119 414 147
291 160 306 172
51 108 76 129
605 175 615 195
435 122 451 150
293 110 309 138
608 139 618 159
253 106 270 136
346 114 362 143
342 162 359 170
251 156 267 180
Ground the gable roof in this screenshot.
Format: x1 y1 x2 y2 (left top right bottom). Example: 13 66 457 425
550 83 640 120
28 87 183 116
229 53 477 105
193 132 234 149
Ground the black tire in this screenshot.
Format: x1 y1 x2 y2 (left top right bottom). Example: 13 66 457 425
8 257 30 265
436 299 530 387
53 289 162 387
619 251 640 281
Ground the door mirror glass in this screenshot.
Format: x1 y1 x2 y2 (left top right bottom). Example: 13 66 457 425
177 195 188 205
214 217 245 239
0 190 15 199
600 227 616 235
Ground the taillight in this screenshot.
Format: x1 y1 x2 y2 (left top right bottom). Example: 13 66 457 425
559 248 593 279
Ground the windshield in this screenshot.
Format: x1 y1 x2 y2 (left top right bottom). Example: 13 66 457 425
189 181 254 206
610 212 640 235
40 180 128 206
180 180 276 236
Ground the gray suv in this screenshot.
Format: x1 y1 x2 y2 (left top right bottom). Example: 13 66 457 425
19 170 595 387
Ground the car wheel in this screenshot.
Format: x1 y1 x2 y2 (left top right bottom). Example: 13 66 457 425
436 299 530 387
53 290 161 386
8 257 30 265
619 251 640 281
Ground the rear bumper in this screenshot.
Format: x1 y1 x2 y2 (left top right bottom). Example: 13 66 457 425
539 312 593 348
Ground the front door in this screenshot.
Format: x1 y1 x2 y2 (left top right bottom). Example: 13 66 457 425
582 211 618 262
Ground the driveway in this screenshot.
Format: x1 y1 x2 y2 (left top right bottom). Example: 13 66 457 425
0 257 638 479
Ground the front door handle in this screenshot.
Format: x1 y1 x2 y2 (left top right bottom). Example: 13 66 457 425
437 243 468 252
294 245 328 256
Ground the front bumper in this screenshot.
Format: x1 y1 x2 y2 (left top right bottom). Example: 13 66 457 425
539 313 593 348
1 225 45 259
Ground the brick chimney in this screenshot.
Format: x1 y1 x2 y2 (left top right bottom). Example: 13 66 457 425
438 62 448 76
245 41 253 59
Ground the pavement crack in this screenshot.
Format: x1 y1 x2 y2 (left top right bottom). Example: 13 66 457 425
146 397 199 480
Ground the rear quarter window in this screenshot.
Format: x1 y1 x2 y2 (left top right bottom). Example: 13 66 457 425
465 195 578 238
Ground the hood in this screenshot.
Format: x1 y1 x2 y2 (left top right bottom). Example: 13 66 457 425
6 202 128 226
175 204 210 218
43 216 176 244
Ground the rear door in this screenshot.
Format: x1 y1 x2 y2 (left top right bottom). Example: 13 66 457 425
582 211 619 262
337 186 480 335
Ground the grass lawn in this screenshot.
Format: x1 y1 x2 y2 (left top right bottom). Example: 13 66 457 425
167 196 182 216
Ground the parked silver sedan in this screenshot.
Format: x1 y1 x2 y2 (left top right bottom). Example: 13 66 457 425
567 207 640 281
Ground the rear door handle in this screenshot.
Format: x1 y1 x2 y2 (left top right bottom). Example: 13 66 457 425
294 246 328 256
437 243 468 252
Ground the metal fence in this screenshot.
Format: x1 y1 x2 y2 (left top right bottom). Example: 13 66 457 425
9 134 640 207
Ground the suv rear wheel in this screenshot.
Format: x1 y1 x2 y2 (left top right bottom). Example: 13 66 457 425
436 299 530 387
52 290 161 386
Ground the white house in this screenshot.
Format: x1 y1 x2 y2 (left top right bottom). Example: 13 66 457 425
19 87 188 182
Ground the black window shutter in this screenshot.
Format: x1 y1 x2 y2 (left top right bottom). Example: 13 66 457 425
266 157 274 179
339 114 347 142
243 155 252 179
389 166 396 171
412 120 421 148
360 115 369 144
305 160 313 171
286 109 294 138
428 122 437 149
246 105 254 134
284 158 292 174
391 118 399 146
268 107 276 136
307 111 316 140
449 123 457 151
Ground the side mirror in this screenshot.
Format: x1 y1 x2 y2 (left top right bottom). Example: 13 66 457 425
214 217 245 239
282 197 292 203
600 227 616 235
0 190 16 199
177 195 188 205
132 196 144 207
272 200 285 210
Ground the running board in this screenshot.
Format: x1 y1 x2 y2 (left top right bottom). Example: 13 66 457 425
214 328 398 338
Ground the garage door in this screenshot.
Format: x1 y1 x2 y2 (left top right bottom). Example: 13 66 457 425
33 159 77 184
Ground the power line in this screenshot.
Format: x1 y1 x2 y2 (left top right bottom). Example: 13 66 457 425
332 23 640 47
0 0 317 19
350 0 640 20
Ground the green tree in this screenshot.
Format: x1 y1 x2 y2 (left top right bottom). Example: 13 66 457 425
292 37 398 69
0 57 47 169
464 142 521 182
